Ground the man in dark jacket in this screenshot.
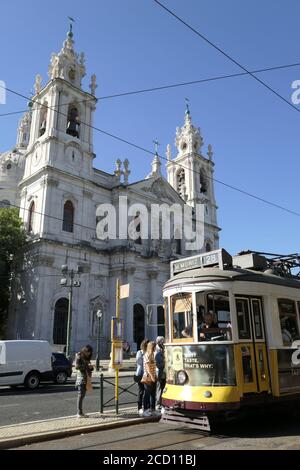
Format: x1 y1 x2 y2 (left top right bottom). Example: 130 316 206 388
154 336 166 411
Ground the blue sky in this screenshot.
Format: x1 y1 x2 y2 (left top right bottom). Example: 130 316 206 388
0 0 299 256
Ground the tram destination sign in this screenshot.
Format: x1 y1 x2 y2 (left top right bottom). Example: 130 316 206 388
171 249 231 275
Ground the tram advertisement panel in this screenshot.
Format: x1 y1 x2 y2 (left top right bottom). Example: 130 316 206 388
165 344 236 387
277 348 300 392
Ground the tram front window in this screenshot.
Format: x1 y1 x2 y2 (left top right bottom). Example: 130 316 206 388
196 290 232 341
171 294 193 340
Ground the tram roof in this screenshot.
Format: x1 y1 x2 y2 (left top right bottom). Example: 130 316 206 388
165 265 300 290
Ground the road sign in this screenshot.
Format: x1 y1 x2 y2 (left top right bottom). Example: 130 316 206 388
119 283 130 299
111 317 124 342
112 341 123 368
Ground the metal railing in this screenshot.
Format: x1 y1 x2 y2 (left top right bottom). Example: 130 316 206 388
99 373 138 415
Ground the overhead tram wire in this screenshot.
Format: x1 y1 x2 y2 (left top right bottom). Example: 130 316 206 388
97 62 300 100
1 84 300 219
2 61 300 118
153 0 300 116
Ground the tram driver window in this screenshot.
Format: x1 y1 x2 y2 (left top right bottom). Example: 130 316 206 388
196 291 232 341
171 294 193 340
278 299 300 346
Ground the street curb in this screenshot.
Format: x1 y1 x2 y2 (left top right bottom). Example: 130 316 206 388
0 416 160 450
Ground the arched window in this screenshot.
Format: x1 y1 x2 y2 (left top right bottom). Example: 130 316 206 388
205 242 212 252
133 304 145 349
63 200 74 233
157 306 165 337
176 239 182 255
39 102 48 137
200 169 208 194
176 169 185 198
134 213 142 245
68 67 76 83
174 229 182 255
28 201 35 232
66 105 80 138
91 303 104 337
53 298 69 345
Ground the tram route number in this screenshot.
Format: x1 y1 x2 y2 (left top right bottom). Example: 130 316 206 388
102 454 197 467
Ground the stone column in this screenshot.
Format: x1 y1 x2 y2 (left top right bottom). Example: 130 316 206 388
148 269 159 340
125 266 136 352
48 84 63 138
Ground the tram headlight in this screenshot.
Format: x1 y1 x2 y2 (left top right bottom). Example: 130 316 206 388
177 370 189 385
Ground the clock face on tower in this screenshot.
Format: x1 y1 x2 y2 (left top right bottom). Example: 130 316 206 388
32 149 41 167
65 146 82 172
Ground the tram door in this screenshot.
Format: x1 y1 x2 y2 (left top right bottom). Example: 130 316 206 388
235 297 270 394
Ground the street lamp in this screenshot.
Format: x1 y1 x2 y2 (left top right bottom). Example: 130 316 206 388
60 264 83 357
95 309 103 371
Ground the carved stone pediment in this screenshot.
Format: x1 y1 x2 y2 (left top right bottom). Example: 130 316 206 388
140 178 182 204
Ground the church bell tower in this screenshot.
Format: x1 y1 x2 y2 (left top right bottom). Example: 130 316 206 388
23 22 97 179
166 103 220 251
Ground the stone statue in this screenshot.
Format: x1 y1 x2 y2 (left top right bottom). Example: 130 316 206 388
166 144 171 161
207 144 213 160
123 158 130 185
34 74 42 94
89 74 97 95
80 52 85 67
114 158 122 181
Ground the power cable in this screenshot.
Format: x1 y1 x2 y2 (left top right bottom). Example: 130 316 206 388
153 0 300 115
0 82 299 218
1 60 300 118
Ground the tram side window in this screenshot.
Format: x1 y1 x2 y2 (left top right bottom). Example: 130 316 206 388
236 298 251 340
163 298 169 341
171 294 193 340
197 291 232 341
278 299 300 346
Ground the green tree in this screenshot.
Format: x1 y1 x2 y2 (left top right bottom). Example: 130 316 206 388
0 207 27 338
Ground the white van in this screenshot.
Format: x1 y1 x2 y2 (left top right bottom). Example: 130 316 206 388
0 340 52 389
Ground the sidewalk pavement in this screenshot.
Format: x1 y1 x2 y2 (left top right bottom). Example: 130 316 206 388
0 407 160 449
79 369 135 379
84 359 136 373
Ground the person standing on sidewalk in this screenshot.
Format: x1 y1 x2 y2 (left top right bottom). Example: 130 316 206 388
75 344 93 418
142 341 157 416
155 336 166 411
135 338 149 415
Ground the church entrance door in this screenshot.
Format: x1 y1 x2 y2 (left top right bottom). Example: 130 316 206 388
133 304 145 350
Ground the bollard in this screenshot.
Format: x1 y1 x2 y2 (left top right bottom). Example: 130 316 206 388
100 373 104 414
115 368 119 415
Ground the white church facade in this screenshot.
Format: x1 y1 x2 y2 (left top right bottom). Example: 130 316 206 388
0 28 220 356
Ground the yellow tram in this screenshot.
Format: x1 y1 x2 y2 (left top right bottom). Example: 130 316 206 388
161 249 300 429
